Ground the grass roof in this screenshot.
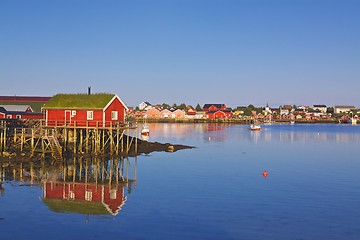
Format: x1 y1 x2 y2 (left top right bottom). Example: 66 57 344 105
42 198 109 215
43 93 115 109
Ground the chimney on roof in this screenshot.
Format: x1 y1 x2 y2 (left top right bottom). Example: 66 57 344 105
88 86 91 95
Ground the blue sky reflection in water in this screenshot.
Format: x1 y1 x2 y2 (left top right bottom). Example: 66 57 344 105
1 123 360 240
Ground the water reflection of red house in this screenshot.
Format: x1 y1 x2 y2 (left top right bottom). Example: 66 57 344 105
43 182 126 216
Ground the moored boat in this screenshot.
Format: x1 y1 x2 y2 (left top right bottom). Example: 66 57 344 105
349 117 357 125
250 120 261 131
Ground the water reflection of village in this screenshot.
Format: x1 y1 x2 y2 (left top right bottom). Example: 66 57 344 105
0 157 137 217
252 126 360 143
140 123 360 144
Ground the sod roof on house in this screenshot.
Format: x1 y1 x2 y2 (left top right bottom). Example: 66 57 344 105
43 94 115 109
42 198 110 215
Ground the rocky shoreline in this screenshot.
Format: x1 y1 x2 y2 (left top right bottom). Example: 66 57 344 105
0 137 194 163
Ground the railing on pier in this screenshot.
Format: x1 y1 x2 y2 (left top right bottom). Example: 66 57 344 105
43 120 134 129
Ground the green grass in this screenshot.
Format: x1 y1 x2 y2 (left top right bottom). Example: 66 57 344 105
44 93 115 109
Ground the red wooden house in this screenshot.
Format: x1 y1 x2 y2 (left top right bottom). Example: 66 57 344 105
43 93 128 127
206 110 233 119
203 104 232 119
0 105 43 119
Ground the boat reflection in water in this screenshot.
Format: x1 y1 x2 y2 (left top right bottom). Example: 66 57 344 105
141 134 149 141
1 156 137 217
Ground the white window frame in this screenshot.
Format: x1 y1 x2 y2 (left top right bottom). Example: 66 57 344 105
69 191 75 200
111 111 118 120
110 189 117 200
85 191 92 201
16 115 21 119
71 110 76 116
87 111 93 120
6 115 12 119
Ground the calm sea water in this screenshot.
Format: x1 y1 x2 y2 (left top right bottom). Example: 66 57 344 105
1 123 360 240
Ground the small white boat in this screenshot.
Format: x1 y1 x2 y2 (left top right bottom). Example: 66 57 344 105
250 121 261 131
349 118 357 125
290 121 295 125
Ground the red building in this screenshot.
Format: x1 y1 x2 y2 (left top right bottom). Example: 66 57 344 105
43 93 128 127
206 110 233 119
203 104 232 119
0 105 43 120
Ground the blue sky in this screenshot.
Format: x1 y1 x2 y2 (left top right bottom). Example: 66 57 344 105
1 0 359 108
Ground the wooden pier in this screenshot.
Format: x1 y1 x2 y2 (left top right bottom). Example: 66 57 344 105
0 119 138 161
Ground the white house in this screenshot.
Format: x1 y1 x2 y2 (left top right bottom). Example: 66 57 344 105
313 105 327 113
139 102 152 111
334 106 356 114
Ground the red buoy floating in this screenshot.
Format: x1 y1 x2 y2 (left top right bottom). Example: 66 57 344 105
262 171 268 178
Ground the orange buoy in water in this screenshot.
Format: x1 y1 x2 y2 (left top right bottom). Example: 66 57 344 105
262 171 268 177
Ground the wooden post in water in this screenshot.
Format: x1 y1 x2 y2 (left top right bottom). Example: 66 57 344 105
85 128 89 154
13 128 17 144
31 128 35 155
64 128 68 153
102 129 105 154
20 128 24 152
0 129 3 152
79 157 82 181
121 131 124 153
79 130 83 154
3 127 6 151
20 163 23 184
110 128 114 156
